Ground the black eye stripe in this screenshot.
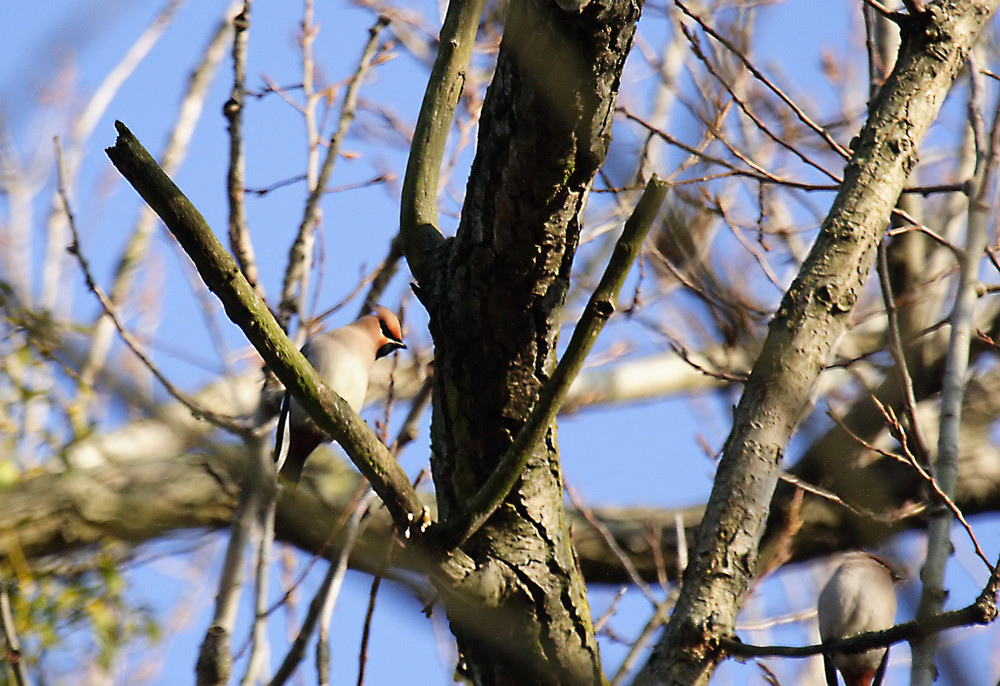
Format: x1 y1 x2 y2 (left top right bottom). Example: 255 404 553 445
379 318 400 341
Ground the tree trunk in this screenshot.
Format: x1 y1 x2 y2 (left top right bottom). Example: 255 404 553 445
414 0 642 682
635 2 1000 683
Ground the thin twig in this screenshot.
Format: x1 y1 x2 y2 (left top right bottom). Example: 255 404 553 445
675 0 851 158
259 485 369 621
678 21 841 182
610 601 673 686
226 1 263 295
779 468 924 525
277 15 390 331
358 235 404 320
876 238 931 463
593 586 630 635
242 438 277 686
0 580 28 686
80 1 234 391
389 372 433 455
863 1 880 100
885 220 962 254
268 491 376 686
317 490 379 686
58 139 248 436
715 195 786 292
621 108 839 192
833 399 994 572
665 339 749 383
567 485 658 604
723 561 1000 659
356 534 396 686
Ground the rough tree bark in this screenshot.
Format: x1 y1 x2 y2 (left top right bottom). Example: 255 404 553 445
402 0 643 682
636 2 999 683
12 1 1000 683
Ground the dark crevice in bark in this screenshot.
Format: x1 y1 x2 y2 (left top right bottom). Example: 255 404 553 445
423 1 644 679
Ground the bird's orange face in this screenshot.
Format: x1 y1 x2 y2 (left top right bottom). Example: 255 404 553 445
372 306 406 358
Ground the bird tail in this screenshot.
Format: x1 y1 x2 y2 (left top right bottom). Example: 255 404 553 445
278 458 304 490
274 390 325 489
274 391 291 472
274 391 304 489
278 432 323 488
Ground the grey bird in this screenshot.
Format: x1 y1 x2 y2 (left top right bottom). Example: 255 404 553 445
817 553 898 686
275 306 405 486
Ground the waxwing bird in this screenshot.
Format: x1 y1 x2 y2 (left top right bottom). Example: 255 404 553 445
817 553 898 686
275 306 405 486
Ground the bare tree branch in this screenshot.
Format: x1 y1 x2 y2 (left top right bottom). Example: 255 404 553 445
636 3 1000 682
104 122 426 532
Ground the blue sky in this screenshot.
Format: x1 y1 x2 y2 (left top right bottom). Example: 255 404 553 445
3 0 999 684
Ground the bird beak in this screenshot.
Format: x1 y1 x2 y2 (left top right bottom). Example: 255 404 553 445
377 340 406 358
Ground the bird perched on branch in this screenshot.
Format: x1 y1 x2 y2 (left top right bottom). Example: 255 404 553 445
275 305 405 486
817 553 898 686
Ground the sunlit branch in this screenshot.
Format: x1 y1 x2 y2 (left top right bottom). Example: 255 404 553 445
105 121 425 530
399 0 489 286
225 1 262 296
